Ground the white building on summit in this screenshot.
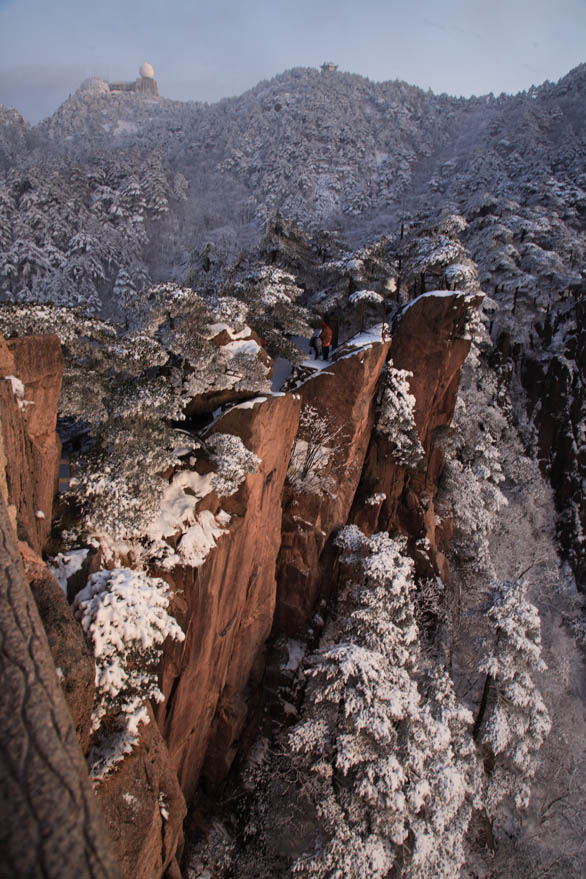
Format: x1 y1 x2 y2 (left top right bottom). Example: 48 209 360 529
109 63 158 96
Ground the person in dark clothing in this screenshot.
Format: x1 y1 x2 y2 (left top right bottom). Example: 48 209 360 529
309 328 322 359
320 320 333 360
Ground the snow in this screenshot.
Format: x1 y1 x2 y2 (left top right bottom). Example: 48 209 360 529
3 374 33 410
49 548 89 594
4 374 25 398
205 322 253 341
73 566 184 768
366 492 387 506
349 289 384 304
147 470 215 541
299 356 334 372
341 323 388 351
284 640 306 672
233 396 267 409
223 339 261 357
114 120 139 136
401 290 467 314
178 510 231 567
271 356 293 391
207 433 261 497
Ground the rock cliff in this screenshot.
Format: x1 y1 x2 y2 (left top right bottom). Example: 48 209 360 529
0 292 477 877
0 333 118 878
157 392 301 799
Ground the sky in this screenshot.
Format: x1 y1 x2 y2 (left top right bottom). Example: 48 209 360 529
0 0 585 124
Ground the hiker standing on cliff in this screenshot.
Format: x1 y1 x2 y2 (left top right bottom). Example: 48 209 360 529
320 320 333 360
309 327 322 360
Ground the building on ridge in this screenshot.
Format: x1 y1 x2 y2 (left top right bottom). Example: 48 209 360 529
109 63 158 96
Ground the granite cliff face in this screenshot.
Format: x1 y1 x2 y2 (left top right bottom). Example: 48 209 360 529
351 292 480 576
0 289 476 876
0 334 118 878
157 392 301 800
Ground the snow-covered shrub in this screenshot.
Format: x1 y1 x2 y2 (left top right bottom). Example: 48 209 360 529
75 417 193 540
73 567 185 777
376 364 424 468
287 405 345 495
289 526 481 879
475 578 551 812
348 289 384 306
207 432 261 497
438 360 508 575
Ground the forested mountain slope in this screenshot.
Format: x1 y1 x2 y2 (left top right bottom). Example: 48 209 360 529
0 61 585 879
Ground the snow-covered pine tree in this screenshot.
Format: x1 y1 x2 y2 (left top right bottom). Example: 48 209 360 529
376 363 424 468
474 577 552 813
289 525 481 879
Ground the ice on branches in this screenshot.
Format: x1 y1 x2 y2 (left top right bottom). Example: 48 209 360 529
376 364 424 468
73 567 185 778
288 404 346 496
476 578 551 811
207 432 261 497
289 526 481 879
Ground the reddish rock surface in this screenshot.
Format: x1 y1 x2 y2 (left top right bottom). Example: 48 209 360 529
0 333 63 553
351 293 479 569
95 706 187 879
18 540 95 753
157 393 301 801
274 339 390 633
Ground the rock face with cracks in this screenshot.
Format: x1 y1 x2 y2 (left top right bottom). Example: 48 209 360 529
274 338 390 633
156 392 301 801
351 292 479 577
0 300 478 877
0 333 63 553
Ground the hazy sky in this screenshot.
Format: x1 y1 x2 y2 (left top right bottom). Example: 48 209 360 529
0 0 585 123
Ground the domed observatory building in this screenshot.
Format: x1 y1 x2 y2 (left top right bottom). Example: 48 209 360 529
136 62 158 95
109 63 159 96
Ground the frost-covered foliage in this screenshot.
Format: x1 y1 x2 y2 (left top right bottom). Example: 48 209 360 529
0 289 274 547
376 364 424 468
233 265 314 364
438 341 510 576
348 289 384 305
73 567 184 778
0 149 180 314
288 405 345 496
393 215 481 309
476 578 551 812
207 432 261 497
289 526 481 879
74 417 187 539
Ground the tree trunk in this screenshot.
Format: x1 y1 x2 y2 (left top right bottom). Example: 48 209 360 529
0 493 119 879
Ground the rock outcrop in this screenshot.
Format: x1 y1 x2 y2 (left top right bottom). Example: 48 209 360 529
519 297 586 584
351 292 479 578
18 539 95 752
95 706 186 879
157 393 301 800
0 294 478 876
0 333 63 553
0 487 119 879
275 336 391 633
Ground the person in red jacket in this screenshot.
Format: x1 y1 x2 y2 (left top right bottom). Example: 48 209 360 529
320 320 333 360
